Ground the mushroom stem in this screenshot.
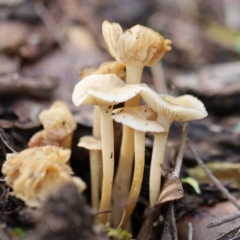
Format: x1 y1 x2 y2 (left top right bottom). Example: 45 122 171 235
149 132 168 207
89 150 100 210
112 125 134 226
112 63 143 226
92 106 101 204
120 129 145 228
125 63 143 106
93 106 101 138
149 116 171 207
97 105 114 224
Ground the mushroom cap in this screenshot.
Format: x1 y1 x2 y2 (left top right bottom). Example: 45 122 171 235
95 61 126 80
112 106 166 133
140 84 208 124
2 146 86 207
102 21 172 67
102 20 123 60
2 146 71 186
80 61 126 80
72 73 140 106
39 101 77 139
79 67 96 79
118 25 172 66
77 136 102 150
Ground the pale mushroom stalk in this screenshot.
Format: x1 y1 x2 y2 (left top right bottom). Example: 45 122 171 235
93 106 102 196
112 106 166 228
93 106 101 139
120 129 145 228
78 136 102 210
125 63 143 106
150 125 169 207
97 105 114 223
113 63 143 225
89 150 100 210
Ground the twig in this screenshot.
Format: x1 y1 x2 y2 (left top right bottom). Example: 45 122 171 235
187 139 240 210
173 123 188 178
188 222 193 240
208 211 240 228
116 208 126 230
95 210 112 216
34 2 65 48
0 130 17 153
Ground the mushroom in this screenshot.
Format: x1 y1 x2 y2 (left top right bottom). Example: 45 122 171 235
79 60 126 145
140 84 208 206
72 73 141 223
111 106 166 228
102 20 172 216
78 136 101 210
28 101 77 149
80 61 126 80
102 20 171 88
79 61 126 211
2 146 86 207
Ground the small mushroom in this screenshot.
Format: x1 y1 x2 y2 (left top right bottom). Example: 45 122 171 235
78 136 101 210
80 61 126 80
79 60 126 151
2 146 86 207
140 84 208 206
72 73 141 223
102 20 171 86
102 21 172 214
112 106 166 228
28 101 77 149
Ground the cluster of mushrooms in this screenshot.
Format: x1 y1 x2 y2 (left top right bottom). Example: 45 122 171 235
1 20 208 230
73 21 208 228
2 101 86 207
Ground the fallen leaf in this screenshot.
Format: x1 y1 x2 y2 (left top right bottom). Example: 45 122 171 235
188 162 240 188
177 200 240 240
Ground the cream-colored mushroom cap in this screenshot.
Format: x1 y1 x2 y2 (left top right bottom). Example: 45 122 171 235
102 20 172 66
72 73 141 106
140 84 208 123
77 136 102 150
2 146 86 207
112 106 166 133
2 146 72 186
102 20 123 60
80 61 126 80
95 61 126 80
39 101 77 138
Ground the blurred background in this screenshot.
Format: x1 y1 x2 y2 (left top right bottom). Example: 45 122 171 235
1 0 240 122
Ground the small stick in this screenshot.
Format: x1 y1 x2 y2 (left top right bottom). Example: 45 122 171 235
0 130 16 153
173 123 188 178
208 211 240 228
34 2 65 48
188 222 193 240
187 139 240 210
